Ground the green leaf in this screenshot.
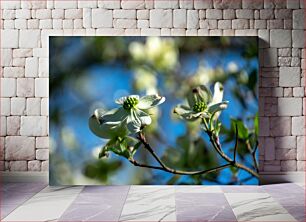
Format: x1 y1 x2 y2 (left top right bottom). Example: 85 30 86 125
131 141 142 156
83 159 122 183
98 146 109 159
230 166 239 175
254 113 259 138
232 119 249 140
214 121 221 136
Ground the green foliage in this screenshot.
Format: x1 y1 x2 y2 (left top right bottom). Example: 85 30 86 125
223 118 258 164
254 113 259 138
98 136 140 160
161 135 220 184
84 159 122 183
232 119 249 140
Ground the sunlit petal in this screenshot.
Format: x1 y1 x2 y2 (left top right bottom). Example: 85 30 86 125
174 105 203 121
88 115 128 139
137 94 165 109
126 110 142 133
211 82 224 105
136 109 152 126
99 107 129 124
208 101 228 120
115 95 139 105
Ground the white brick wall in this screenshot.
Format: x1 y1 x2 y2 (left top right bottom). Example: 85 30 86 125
0 0 305 172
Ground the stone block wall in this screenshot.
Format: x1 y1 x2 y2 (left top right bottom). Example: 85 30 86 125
0 0 305 173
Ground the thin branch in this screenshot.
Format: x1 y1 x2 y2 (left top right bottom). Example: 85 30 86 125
233 123 238 163
246 139 259 173
129 158 231 176
134 121 259 178
251 141 259 173
201 119 259 178
137 132 168 170
128 159 164 171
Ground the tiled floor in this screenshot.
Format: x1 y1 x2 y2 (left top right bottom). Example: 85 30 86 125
0 183 304 221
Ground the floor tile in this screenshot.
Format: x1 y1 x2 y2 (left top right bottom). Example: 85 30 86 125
295 183 305 188
270 192 305 206
1 193 34 205
175 185 222 193
1 205 17 219
81 185 130 194
2 183 305 222
59 204 123 221
176 193 236 221
59 186 130 221
72 193 127 205
119 186 176 222
221 185 264 193
3 186 83 221
262 183 304 194
283 205 305 222
0 183 46 219
1 182 47 193
225 193 297 221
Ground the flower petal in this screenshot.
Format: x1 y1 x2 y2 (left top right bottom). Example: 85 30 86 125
88 115 128 139
93 108 106 118
187 85 212 107
208 101 229 114
136 109 152 126
174 105 192 116
137 94 165 109
173 105 205 121
211 82 224 105
198 112 210 118
99 108 129 124
115 95 139 105
126 110 142 133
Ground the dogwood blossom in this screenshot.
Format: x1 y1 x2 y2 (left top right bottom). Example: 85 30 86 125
174 82 228 121
89 94 165 139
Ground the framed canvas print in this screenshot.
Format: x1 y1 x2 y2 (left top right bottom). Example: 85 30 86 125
49 36 259 185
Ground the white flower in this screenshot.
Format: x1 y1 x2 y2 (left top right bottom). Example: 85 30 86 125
174 82 228 121
89 95 165 138
88 108 129 139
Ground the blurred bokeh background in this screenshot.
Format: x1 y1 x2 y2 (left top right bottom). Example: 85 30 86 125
49 36 258 185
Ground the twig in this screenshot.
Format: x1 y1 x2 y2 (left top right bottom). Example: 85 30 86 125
137 133 168 170
251 141 259 173
133 123 259 178
129 158 231 176
201 119 259 178
246 139 259 173
135 132 231 175
128 159 164 171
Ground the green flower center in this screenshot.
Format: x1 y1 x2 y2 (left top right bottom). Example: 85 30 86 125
123 97 139 110
193 102 207 112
